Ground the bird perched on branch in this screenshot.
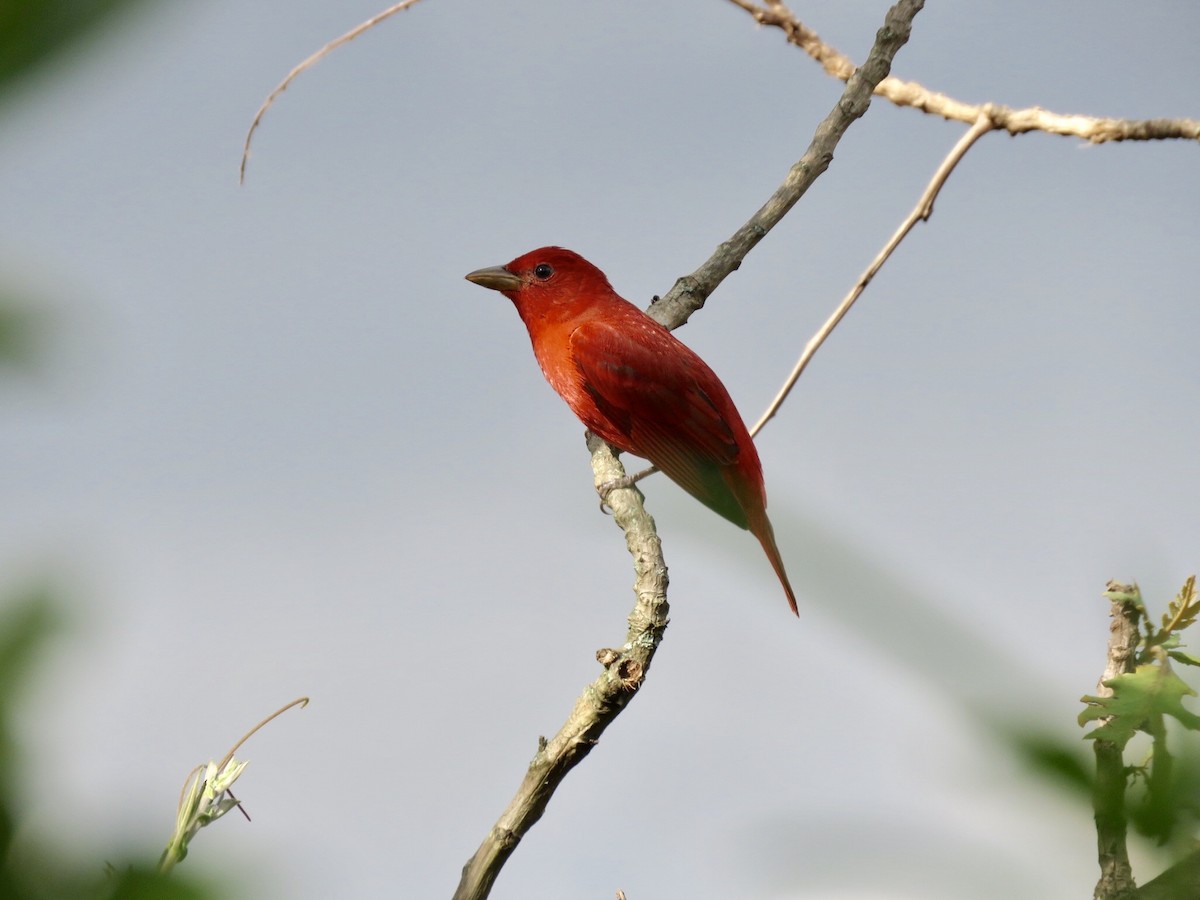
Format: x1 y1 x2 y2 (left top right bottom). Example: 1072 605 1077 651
466 247 797 615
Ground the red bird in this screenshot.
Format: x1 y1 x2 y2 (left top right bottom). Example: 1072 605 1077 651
466 247 797 615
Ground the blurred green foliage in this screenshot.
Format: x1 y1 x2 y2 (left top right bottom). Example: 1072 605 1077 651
2 1 150 369
1009 728 1094 798
0 0 148 104
0 4 225 897
0 589 222 899
0 590 59 900
0 295 42 370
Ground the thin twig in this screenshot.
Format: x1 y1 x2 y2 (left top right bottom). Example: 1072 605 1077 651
171 696 310 814
728 0 1200 145
749 114 993 436
216 696 310 769
239 0 427 183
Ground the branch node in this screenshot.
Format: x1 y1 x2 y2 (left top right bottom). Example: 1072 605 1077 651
596 648 621 667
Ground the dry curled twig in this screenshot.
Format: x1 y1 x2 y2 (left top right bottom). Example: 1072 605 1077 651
240 0 428 183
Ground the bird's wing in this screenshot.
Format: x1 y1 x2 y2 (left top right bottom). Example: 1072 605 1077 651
568 316 750 529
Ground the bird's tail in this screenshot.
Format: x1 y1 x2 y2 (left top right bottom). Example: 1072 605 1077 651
751 512 798 616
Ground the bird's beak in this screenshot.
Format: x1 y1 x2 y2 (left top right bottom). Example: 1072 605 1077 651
465 265 522 292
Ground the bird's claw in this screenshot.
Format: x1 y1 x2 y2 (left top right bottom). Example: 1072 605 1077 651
596 475 636 515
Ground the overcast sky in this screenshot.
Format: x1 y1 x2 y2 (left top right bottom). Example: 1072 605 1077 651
2 2 1199 898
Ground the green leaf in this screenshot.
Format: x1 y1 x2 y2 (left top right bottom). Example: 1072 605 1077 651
1168 649 1200 668
1161 575 1200 636
1080 662 1200 748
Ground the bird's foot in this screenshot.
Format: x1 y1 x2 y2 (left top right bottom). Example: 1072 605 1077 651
596 474 635 515
595 465 658 515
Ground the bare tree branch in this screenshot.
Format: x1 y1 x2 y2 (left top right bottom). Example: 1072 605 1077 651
648 0 926 331
452 436 668 900
728 0 1200 143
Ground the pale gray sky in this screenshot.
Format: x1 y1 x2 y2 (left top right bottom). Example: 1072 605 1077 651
2 2 1198 898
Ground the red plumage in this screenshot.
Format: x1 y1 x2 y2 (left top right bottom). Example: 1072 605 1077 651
466 247 797 615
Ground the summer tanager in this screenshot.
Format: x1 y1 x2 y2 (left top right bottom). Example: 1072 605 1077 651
466 247 797 615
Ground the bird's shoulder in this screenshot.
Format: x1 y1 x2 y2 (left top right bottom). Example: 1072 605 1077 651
567 304 690 381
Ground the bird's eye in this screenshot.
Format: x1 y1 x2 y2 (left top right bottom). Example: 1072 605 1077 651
533 263 554 280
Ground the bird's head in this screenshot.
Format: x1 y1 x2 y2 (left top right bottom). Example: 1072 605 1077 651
465 247 615 317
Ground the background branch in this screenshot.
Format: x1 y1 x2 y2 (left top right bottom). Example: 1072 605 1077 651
728 0 1200 143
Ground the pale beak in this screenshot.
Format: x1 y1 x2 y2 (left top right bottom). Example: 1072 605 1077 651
465 265 522 292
